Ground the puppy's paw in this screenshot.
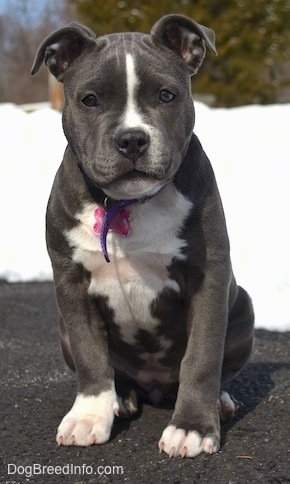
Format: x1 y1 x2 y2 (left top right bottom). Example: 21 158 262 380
57 414 113 446
116 390 138 419
158 425 220 458
57 390 119 446
218 391 240 422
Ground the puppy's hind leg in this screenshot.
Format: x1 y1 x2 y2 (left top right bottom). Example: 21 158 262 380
222 285 254 383
219 286 254 420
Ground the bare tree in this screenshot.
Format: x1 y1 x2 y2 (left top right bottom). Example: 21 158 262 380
0 0 75 103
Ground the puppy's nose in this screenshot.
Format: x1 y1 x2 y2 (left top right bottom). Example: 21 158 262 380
115 129 150 161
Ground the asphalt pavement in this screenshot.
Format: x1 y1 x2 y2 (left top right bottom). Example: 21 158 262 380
0 281 289 483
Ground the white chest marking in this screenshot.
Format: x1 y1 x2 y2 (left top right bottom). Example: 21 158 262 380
65 185 192 344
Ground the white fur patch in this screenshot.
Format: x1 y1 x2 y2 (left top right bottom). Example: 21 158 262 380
123 53 145 128
116 390 138 419
118 52 166 187
65 184 192 345
57 386 119 446
218 390 237 421
158 425 219 458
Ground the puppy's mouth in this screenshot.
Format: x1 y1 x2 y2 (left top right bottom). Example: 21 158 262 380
104 169 165 199
121 169 152 179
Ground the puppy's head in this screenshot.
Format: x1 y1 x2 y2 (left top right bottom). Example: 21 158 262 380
32 15 216 199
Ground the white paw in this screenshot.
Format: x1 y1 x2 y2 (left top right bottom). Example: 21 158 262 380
158 425 219 458
116 390 138 419
57 389 119 446
218 391 239 421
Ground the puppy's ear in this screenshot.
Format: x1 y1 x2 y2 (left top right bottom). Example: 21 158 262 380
31 23 96 81
151 14 217 76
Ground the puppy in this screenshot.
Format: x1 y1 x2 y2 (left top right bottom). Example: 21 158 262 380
31 14 254 458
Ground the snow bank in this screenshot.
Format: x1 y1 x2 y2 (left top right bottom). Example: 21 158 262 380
0 102 289 331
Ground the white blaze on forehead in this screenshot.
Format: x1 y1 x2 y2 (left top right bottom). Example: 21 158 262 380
124 53 144 128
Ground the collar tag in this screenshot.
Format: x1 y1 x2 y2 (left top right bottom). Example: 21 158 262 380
93 189 162 262
93 198 137 262
94 207 131 238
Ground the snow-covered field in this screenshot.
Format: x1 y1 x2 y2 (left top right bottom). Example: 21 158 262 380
0 101 289 331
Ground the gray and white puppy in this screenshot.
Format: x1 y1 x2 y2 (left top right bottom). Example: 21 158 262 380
31 14 254 458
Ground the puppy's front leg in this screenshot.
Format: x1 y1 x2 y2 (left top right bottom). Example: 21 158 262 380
159 265 230 458
53 266 118 447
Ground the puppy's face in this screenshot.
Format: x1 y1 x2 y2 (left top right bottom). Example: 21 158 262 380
31 16 216 200
62 33 195 199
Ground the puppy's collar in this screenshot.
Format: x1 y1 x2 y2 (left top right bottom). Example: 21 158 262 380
76 162 162 262
94 193 159 263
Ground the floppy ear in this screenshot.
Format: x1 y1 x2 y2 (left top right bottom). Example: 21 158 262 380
31 22 96 81
151 14 217 76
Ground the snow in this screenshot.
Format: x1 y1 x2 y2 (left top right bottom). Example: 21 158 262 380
0 101 289 331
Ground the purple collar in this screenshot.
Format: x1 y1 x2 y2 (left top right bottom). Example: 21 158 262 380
77 163 162 261
94 192 159 262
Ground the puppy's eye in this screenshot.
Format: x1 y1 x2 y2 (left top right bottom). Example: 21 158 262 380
159 89 175 103
81 95 98 107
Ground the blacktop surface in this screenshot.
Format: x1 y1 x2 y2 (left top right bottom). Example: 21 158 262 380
0 281 289 483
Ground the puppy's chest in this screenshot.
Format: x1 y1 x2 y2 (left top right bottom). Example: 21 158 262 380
65 186 192 346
